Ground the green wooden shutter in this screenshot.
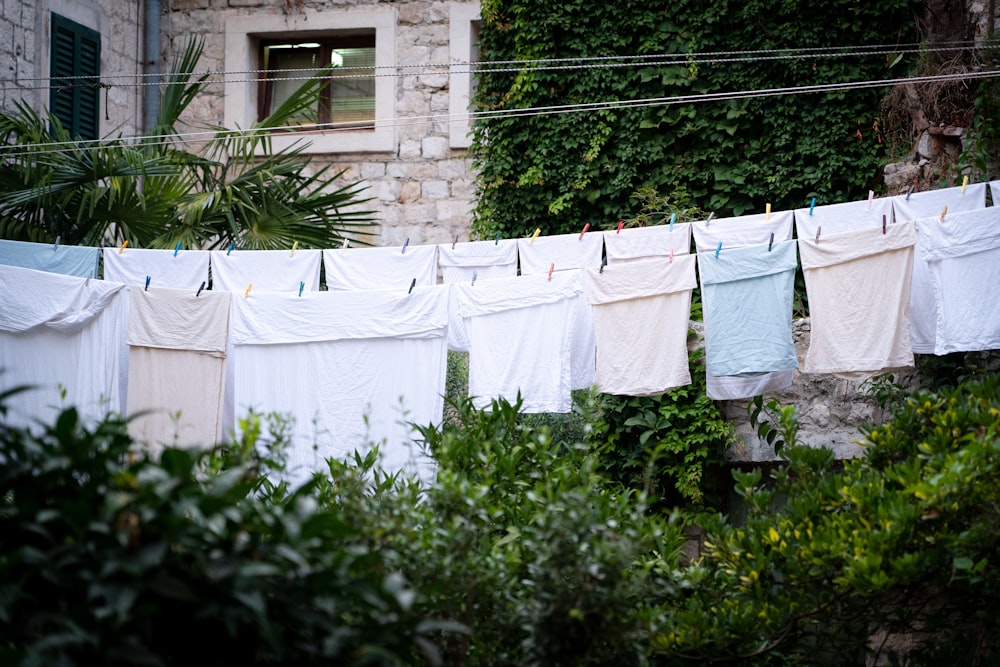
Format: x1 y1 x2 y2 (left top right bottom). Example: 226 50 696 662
49 14 101 140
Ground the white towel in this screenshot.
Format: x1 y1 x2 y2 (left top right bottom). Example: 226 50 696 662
799 222 915 379
888 183 988 353
103 247 210 290
209 249 322 293
0 265 129 430
584 255 697 396
451 271 583 413
229 285 449 486
692 210 794 254
516 231 604 274
323 244 438 291
915 208 1000 355
0 239 100 278
126 286 231 453
438 239 519 351
603 223 691 264
794 196 894 239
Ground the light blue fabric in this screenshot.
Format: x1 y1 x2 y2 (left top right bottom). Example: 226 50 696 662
0 239 99 278
699 240 798 378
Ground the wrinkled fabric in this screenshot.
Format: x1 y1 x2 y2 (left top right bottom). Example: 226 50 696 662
0 239 99 278
0 265 128 430
692 210 794 253
602 223 691 264
209 249 322 293
323 244 438 291
438 239 518 351
794 196 894 239
799 222 916 379
584 255 696 396
103 247 210 290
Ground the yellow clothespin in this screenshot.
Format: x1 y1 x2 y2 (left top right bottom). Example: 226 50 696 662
290 241 298 257
119 240 129 254
940 205 948 222
244 283 252 298
962 175 969 194
765 203 771 221
530 228 541 244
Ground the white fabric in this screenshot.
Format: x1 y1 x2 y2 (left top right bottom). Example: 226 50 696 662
0 265 128 430
691 210 794 253
584 255 697 396
126 287 231 453
438 239 519 351
230 285 449 486
102 247 210 290
451 271 583 412
209 249 322 293
798 222 916 379
516 231 604 274
602 224 692 264
794 196 894 239
915 208 1000 354
990 181 1000 205
323 244 438 291
888 184 988 353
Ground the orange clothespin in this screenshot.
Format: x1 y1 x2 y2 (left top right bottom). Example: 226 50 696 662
530 228 541 244
244 283 252 299
578 223 590 240
547 262 555 281
119 240 129 254
940 206 948 222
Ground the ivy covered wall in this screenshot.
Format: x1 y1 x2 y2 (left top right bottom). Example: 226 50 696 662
471 0 919 238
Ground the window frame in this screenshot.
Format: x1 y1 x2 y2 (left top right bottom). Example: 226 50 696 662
49 12 102 141
225 9 396 155
449 3 481 149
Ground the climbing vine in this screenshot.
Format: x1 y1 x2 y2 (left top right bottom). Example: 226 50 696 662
472 0 918 238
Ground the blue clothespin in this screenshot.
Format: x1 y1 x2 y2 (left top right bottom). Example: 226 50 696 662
706 212 715 226
227 242 235 255
144 276 151 291
54 236 61 251
402 238 410 254
768 233 774 252
809 197 816 216
495 231 501 245
906 184 914 200
471 271 478 286
408 278 416 294
669 213 676 232
196 281 206 297
298 281 305 297
715 242 722 258
174 242 182 257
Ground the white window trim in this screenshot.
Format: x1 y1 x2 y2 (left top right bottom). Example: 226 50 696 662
224 9 396 155
449 3 481 149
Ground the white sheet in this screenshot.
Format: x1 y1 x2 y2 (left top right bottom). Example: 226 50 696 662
209 249 322 293
516 231 604 274
102 247 210 290
794 196 894 239
438 238 519 351
323 244 438 291
692 210 794 253
602 223 692 264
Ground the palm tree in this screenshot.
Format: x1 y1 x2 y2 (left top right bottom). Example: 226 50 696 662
0 38 376 250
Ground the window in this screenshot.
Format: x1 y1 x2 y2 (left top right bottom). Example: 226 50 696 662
225 10 395 154
260 36 376 129
449 3 481 149
49 13 101 141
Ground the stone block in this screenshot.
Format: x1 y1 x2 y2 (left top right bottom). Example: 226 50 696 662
172 0 209 10
916 131 936 160
398 180 420 203
421 180 450 199
399 139 422 159
422 135 449 159
359 162 387 179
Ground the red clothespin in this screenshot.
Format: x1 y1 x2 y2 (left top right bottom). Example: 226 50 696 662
616 220 624 234
547 262 555 281
579 223 590 240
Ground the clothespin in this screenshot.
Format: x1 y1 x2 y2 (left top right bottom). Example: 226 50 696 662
401 238 410 254
530 228 541 244
144 276 150 291
227 241 235 255
616 220 624 234
765 203 771 221
174 242 182 257
54 236 60 251
298 281 304 297
940 205 948 222
408 278 416 294
471 271 478 286
768 232 774 252
669 247 674 263
809 197 816 216
669 213 676 232
962 175 969 194
196 281 206 297
882 214 887 235
578 223 590 240
715 242 722 258
244 283 252 299
867 190 874 210
599 255 607 274
119 240 129 254
495 232 501 245
547 262 555 281
343 238 350 249
290 241 298 257
706 212 715 226
815 226 822 242
906 183 915 200
452 234 459 250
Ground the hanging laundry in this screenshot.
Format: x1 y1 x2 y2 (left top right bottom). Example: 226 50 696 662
126 286 231 454
794 196 894 239
584 255 697 396
692 210 794 252
990 180 1000 205
602 223 692 265
451 271 583 413
516 232 601 390
698 241 798 400
0 239 100 278
914 208 1000 355
103 247 210 290
438 238 519 352
888 183 988 354
0 264 128 430
323 243 438 291
229 285 449 486
209 249 322 293
799 222 916 379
